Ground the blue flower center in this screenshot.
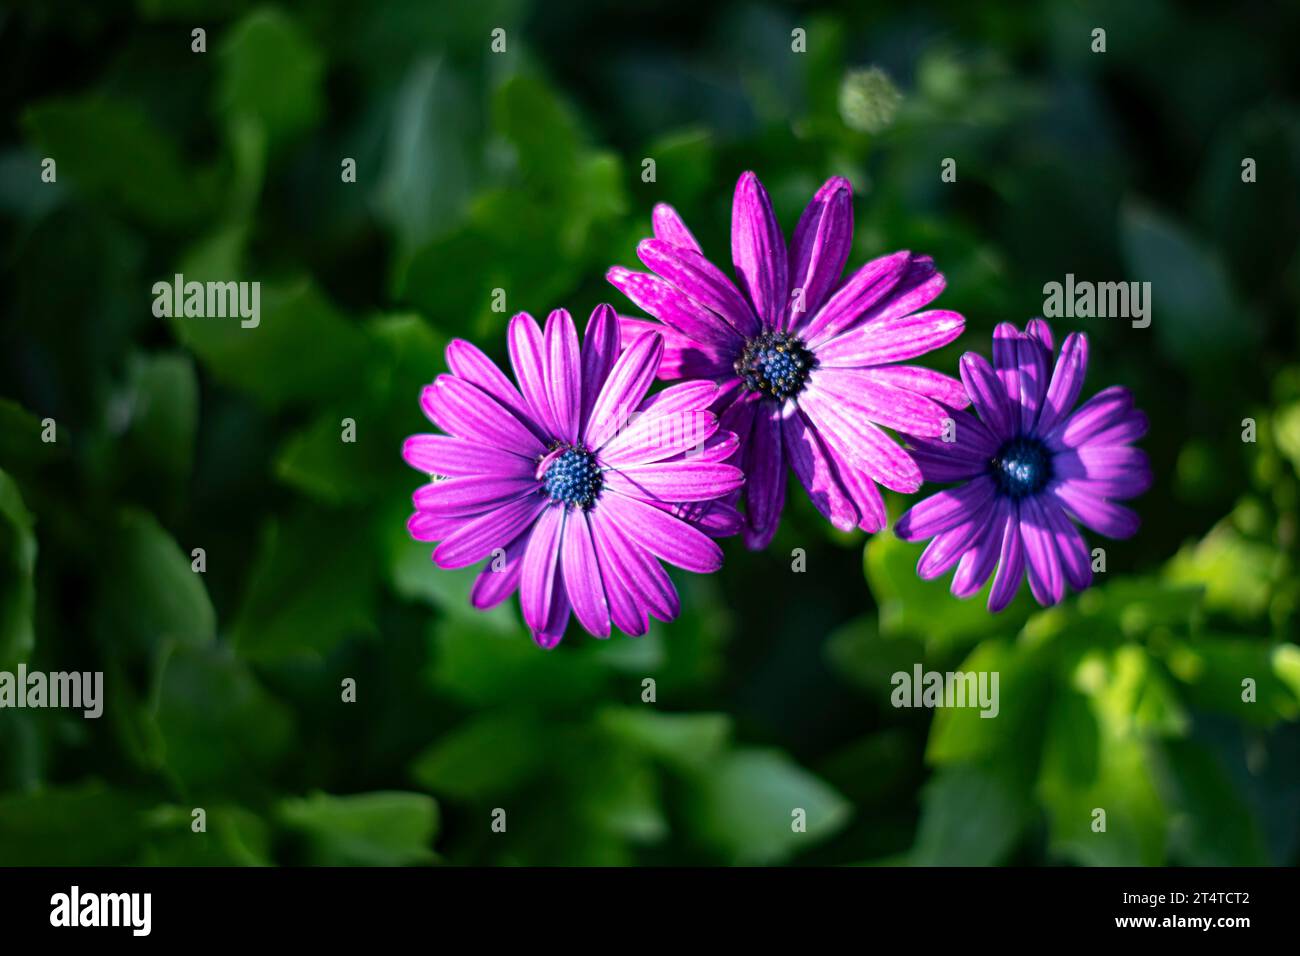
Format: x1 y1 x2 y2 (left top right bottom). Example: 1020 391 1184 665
735 332 814 400
541 445 603 509
990 436 1053 499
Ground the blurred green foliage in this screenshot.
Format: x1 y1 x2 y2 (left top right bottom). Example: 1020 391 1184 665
1 0 1298 866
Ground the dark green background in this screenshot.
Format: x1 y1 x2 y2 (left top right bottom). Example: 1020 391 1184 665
1 0 1298 866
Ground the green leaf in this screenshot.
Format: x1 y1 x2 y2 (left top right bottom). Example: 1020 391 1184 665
0 469 37 667
1162 635 1300 725
217 8 324 148
430 614 610 709
1165 521 1278 620
823 614 925 700
22 96 210 227
169 276 373 410
278 791 438 866
911 764 1029 866
494 74 582 192
0 783 152 865
373 57 474 253
1156 739 1269 865
596 707 732 771
1037 647 1171 865
642 128 715 206
925 638 1052 767
231 508 378 662
0 399 60 474
153 644 295 797
410 713 551 801
1120 201 1254 369
275 314 444 505
564 741 667 844
112 352 199 484
865 532 1028 646
98 509 215 658
685 748 851 864
141 804 272 867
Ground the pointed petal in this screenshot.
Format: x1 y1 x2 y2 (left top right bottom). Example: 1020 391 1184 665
581 304 622 428
507 312 559 438
421 376 545 455
638 237 759 338
520 506 565 633
741 402 786 548
785 176 853 330
585 332 664 450
783 409 858 532
561 509 611 637
542 308 581 443
731 171 787 329
815 309 966 368
651 203 702 253
602 490 724 573
432 495 547 569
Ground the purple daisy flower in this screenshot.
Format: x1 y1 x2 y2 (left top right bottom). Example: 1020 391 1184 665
608 171 967 549
895 319 1152 611
403 304 744 648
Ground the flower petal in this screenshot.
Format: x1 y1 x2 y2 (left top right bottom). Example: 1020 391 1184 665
561 509 611 638
1020 495 1065 606
987 508 1025 612
1052 480 1141 538
445 339 536 429
815 309 966 368
585 332 665 450
652 202 703 253
917 501 994 580
731 171 787 329
599 410 719 466
951 500 1010 598
421 376 545 455
413 475 538 516
581 304 622 428
594 516 679 622
470 530 528 609
859 365 970 409
541 308 581 443
403 434 533 478
799 387 922 493
1036 332 1089 435
1051 385 1135 448
607 266 743 350
811 367 951 438
785 176 853 331
520 505 565 633
1041 497 1093 592
895 475 997 541
638 238 759 337
783 409 858 532
741 402 786 548
588 510 650 635
604 460 744 502
1053 445 1153 499
602 490 724 573
802 250 911 347
617 317 733 381
507 312 560 438
433 494 547 569
959 352 1014 440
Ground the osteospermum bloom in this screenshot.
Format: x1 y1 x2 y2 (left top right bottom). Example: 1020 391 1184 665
608 171 967 549
403 304 744 647
895 319 1152 611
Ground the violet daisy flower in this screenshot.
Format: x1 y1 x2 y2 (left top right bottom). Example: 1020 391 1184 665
608 171 967 549
895 319 1152 611
403 304 744 648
